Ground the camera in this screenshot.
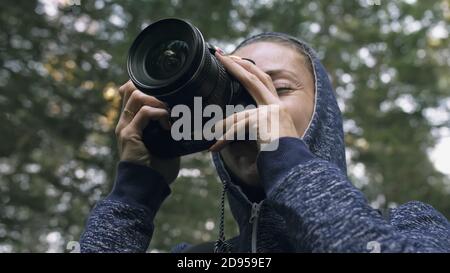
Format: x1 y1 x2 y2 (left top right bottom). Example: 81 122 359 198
127 18 254 158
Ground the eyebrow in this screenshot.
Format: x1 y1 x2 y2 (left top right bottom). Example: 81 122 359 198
265 69 297 78
265 69 300 83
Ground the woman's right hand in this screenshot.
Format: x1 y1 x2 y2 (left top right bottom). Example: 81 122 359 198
115 80 180 185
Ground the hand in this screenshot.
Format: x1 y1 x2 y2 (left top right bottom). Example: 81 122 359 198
115 80 180 184
209 53 299 152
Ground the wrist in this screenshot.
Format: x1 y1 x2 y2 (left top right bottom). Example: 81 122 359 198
107 161 171 215
257 137 315 196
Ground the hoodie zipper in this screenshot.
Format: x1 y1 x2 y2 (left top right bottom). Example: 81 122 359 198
249 202 262 253
212 152 266 253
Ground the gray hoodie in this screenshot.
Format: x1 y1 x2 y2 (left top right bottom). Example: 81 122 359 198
80 33 450 253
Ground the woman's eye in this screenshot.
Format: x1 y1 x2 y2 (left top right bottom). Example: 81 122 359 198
276 88 292 94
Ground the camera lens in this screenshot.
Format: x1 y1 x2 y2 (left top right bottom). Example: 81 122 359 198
127 18 236 103
127 18 202 97
145 40 189 80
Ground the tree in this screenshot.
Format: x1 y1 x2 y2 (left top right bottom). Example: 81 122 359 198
0 0 449 252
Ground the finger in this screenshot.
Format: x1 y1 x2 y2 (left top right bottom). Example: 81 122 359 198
116 90 168 133
125 90 168 114
215 52 278 105
231 58 279 99
213 108 258 136
128 105 170 132
209 114 256 152
119 80 136 109
212 109 259 151
118 80 134 96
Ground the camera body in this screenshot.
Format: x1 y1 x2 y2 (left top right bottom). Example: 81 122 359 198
127 18 253 158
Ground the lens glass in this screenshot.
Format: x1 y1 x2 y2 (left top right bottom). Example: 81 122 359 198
145 40 189 80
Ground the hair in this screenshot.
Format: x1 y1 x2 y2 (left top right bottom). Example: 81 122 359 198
233 33 314 75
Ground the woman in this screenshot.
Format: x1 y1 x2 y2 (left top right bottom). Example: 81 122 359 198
80 32 450 252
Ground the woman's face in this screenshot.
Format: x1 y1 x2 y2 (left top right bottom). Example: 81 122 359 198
220 41 315 187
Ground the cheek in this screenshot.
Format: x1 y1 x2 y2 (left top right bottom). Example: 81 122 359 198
280 93 314 135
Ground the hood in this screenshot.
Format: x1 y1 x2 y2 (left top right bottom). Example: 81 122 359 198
211 32 347 251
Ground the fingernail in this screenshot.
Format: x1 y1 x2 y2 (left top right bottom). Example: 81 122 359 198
215 46 225 55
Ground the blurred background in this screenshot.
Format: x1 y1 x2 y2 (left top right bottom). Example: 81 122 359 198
0 0 449 252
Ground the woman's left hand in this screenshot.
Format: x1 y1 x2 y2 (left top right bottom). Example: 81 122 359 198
209 52 299 152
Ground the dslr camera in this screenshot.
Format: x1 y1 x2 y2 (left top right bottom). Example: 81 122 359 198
127 18 254 158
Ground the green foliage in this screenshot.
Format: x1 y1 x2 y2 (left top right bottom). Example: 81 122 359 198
0 0 449 252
